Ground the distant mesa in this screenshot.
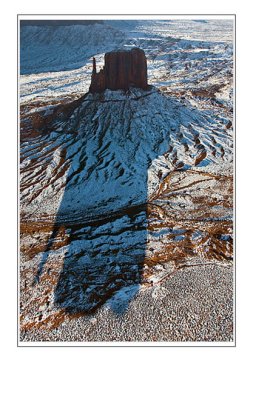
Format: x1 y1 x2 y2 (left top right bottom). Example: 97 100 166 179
20 20 103 27
89 48 148 93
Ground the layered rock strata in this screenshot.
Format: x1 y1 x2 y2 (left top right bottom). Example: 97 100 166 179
89 48 148 93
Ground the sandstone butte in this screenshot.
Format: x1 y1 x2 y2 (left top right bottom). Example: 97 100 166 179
89 48 148 93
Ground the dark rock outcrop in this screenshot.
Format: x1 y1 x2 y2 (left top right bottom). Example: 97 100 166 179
89 48 148 93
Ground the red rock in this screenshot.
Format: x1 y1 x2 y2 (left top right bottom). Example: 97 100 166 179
89 48 148 93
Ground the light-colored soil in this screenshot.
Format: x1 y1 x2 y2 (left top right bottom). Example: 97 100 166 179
20 263 233 342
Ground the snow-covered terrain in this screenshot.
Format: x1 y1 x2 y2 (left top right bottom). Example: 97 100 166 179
20 22 125 74
19 19 234 341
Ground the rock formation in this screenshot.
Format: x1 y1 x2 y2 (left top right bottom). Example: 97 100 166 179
89 48 148 93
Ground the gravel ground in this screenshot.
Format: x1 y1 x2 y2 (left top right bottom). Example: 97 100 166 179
20 263 234 343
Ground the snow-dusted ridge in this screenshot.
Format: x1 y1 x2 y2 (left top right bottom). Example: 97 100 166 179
20 87 232 221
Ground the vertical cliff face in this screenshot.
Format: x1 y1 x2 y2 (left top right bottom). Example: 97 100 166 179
89 48 148 93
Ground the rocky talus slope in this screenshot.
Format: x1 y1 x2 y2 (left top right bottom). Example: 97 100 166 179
20 86 233 337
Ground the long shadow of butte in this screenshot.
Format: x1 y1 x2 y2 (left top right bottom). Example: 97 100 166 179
36 50 213 315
